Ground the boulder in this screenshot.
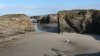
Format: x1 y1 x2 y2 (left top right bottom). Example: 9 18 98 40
0 14 34 36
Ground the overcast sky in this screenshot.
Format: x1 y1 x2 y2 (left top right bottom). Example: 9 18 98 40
0 0 100 16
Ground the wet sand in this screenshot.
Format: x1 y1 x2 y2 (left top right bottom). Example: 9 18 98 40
0 32 100 56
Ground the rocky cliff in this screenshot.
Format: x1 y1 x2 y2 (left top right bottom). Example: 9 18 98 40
59 9 100 35
36 14 58 24
32 9 100 35
0 14 34 37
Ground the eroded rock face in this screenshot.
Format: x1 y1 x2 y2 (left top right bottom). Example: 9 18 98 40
0 14 34 36
32 9 100 35
39 14 58 24
59 9 100 34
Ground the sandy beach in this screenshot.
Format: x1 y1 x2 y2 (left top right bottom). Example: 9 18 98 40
0 32 100 56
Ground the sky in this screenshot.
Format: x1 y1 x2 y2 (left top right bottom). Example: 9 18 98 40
0 0 100 16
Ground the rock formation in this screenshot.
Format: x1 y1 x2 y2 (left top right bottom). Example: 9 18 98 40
0 14 34 36
32 9 100 35
59 9 100 35
38 14 58 24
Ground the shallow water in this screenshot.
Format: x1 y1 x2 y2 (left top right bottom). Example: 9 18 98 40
35 23 58 33
34 23 45 32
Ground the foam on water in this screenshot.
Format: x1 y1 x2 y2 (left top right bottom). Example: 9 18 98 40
34 23 45 32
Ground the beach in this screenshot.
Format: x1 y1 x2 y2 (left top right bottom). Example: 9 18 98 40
0 32 100 56
0 1 100 56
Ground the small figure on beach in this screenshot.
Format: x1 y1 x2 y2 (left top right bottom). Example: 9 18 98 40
64 39 74 44
65 39 70 43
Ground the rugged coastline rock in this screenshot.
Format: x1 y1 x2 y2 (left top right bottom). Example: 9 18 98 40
58 9 100 34
32 14 58 24
0 14 34 37
33 9 100 35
